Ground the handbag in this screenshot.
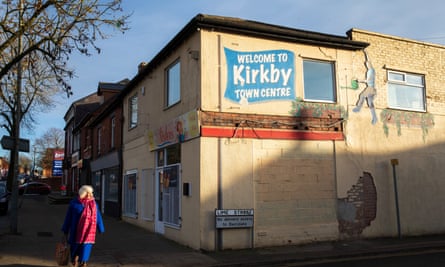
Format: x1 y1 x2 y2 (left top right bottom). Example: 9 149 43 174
55 240 69 266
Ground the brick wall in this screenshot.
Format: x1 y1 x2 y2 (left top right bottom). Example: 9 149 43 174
349 29 445 115
337 172 377 237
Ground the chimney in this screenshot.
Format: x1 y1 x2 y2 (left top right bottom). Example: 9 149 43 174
138 62 148 73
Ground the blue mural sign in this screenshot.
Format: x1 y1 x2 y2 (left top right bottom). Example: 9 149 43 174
224 48 295 104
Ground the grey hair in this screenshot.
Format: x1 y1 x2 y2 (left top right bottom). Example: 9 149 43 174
78 185 94 197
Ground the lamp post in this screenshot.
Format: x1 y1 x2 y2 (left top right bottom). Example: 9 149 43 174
32 145 36 179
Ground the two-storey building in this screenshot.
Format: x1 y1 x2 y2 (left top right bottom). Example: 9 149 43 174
67 14 445 251
64 93 102 194
118 14 368 250
63 79 127 211
86 80 127 217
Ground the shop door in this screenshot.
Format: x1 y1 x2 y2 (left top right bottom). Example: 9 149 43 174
141 168 154 221
155 168 164 234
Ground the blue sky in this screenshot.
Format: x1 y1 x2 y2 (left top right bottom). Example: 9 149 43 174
2 0 445 157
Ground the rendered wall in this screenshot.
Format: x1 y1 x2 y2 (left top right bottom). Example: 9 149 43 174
336 29 445 238
121 32 204 249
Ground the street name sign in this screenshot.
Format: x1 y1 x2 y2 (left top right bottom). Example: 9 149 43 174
1 135 30 152
215 209 254 229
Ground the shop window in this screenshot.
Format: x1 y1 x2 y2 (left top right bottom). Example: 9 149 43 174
123 170 137 218
129 94 138 129
387 70 425 111
159 164 181 226
104 167 119 203
166 61 181 107
93 171 101 201
156 144 181 227
303 59 336 102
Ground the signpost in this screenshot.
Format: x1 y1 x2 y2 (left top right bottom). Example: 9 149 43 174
1 135 30 152
215 209 254 249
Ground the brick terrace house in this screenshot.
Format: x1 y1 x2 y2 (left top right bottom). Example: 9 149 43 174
84 80 127 218
66 14 445 251
63 80 127 207
64 93 101 195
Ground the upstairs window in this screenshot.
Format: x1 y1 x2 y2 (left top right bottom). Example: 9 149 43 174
387 71 425 111
111 116 115 148
166 61 181 107
129 94 138 129
73 132 80 152
97 127 102 155
303 59 336 102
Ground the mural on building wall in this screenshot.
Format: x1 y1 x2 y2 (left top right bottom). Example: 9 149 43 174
290 97 346 118
380 109 434 141
353 50 378 125
337 172 377 237
224 48 295 104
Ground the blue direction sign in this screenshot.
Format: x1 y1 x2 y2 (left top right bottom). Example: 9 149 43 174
1 135 30 152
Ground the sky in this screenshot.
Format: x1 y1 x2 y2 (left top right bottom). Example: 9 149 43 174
2 0 445 157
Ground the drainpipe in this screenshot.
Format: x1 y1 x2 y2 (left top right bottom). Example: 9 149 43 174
216 34 223 251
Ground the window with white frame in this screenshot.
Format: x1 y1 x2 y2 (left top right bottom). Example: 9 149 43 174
123 170 137 218
156 144 181 227
166 61 181 107
387 70 425 111
303 59 336 102
129 94 138 129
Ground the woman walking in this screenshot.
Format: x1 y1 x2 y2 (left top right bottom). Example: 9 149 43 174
62 185 105 267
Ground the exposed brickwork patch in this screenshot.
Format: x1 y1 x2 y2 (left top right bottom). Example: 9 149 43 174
337 172 377 236
200 111 343 132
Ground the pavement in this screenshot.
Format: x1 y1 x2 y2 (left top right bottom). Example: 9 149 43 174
1 194 445 267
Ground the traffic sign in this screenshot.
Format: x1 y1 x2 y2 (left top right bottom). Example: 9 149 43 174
0 135 30 152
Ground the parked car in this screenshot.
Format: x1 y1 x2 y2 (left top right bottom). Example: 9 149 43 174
0 182 10 215
18 182 51 195
17 174 31 184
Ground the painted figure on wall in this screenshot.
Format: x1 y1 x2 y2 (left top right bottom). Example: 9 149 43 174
353 50 378 124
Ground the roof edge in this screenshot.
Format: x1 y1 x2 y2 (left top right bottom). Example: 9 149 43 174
121 14 369 98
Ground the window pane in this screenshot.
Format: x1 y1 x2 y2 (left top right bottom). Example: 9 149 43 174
388 83 425 110
129 94 138 128
303 60 335 102
123 173 137 217
104 168 119 202
406 74 423 86
111 117 115 148
167 62 180 106
161 165 180 225
388 72 404 82
166 144 180 165
387 71 425 111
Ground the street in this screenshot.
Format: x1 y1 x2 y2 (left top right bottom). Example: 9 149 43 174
275 250 445 267
2 194 445 267
0 194 216 267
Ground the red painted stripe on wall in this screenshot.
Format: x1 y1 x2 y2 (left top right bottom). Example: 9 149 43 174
201 126 343 140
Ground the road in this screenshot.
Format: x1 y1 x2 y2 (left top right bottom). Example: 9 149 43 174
276 249 445 267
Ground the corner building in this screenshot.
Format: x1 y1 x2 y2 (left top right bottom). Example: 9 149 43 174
119 14 445 251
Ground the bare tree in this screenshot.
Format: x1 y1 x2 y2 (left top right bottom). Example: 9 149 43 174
0 0 130 234
34 127 64 171
19 154 31 173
